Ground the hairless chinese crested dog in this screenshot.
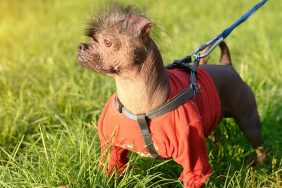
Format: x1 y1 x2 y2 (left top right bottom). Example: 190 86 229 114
77 4 266 188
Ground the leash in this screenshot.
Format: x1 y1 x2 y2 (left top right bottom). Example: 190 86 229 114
115 0 268 158
177 0 268 64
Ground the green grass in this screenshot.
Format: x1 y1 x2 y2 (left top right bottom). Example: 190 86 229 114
0 0 281 187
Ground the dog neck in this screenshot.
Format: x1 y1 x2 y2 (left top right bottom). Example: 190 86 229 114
114 39 169 114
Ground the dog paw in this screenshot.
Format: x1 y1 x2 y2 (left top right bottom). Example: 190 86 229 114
58 185 70 188
256 146 268 165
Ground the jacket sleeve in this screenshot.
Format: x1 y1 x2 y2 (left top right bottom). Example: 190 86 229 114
98 124 129 175
172 120 212 188
98 97 129 175
107 146 129 175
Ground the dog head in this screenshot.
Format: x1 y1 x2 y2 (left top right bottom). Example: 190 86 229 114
77 4 153 77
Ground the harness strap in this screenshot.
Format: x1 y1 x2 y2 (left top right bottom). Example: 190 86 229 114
115 61 198 158
116 85 196 158
115 84 197 120
136 114 161 158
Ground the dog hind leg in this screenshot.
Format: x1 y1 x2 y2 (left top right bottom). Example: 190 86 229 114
231 84 266 164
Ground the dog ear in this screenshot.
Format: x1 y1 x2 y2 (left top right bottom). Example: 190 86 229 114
125 14 152 38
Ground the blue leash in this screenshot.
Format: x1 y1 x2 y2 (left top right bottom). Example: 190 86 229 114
169 0 268 94
219 0 268 40
191 0 268 60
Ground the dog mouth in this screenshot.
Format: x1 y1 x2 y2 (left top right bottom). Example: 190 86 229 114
77 52 118 75
77 52 90 64
77 50 100 68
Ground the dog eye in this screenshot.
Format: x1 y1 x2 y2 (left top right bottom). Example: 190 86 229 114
104 39 112 47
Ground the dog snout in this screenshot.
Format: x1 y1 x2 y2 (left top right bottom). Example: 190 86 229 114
78 43 89 51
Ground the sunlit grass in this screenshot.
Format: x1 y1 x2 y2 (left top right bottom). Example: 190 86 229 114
0 0 281 187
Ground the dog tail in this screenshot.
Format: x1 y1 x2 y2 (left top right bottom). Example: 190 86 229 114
219 41 232 65
199 41 232 65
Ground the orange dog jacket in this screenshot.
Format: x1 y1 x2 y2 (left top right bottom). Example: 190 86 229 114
98 67 221 188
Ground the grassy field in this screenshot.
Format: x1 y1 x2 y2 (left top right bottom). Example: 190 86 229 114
0 0 281 187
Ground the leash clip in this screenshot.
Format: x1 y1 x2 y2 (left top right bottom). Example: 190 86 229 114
189 58 200 94
190 70 199 94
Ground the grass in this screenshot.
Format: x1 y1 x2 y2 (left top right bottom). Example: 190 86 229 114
0 0 281 187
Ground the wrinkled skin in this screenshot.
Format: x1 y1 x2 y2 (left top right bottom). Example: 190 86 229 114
77 9 153 79
77 30 147 77
77 9 169 114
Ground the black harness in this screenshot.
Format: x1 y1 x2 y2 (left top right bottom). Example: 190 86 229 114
115 57 199 158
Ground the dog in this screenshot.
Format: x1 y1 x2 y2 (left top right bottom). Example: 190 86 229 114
77 4 266 188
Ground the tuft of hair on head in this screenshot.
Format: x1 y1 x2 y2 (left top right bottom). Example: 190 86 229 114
85 3 152 40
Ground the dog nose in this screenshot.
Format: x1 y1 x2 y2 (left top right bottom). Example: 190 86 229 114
79 43 89 51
